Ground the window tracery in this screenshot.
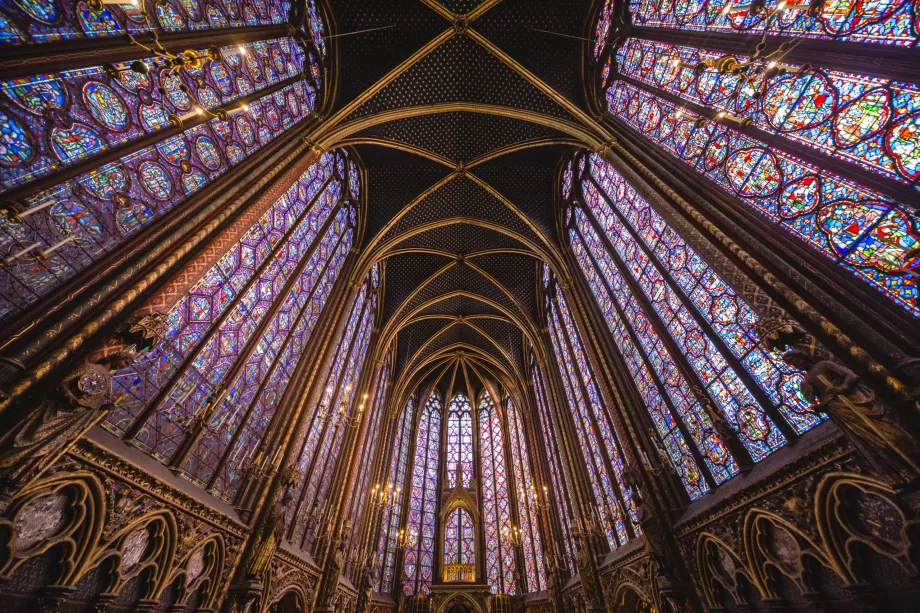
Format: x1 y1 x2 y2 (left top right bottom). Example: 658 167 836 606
403 391 441 596
103 150 354 503
543 268 639 549
479 390 516 595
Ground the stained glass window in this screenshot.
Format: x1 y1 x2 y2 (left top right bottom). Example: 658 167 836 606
603 80 919 318
479 390 516 595
530 354 576 575
614 38 920 187
627 0 918 47
444 507 476 566
347 355 391 579
375 392 414 593
445 394 474 488
592 0 614 59
1 38 307 192
1 0 294 46
404 392 442 596
505 394 546 594
544 273 639 550
286 265 378 550
103 150 355 505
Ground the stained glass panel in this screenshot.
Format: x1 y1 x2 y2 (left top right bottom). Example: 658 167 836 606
446 394 474 489
0 0 294 45
404 392 441 596
376 393 414 593
606 81 920 318
479 391 516 595
614 38 920 186
627 0 917 47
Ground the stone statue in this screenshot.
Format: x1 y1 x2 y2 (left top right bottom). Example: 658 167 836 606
0 312 166 504
246 465 301 578
316 520 350 609
782 351 920 489
622 464 669 570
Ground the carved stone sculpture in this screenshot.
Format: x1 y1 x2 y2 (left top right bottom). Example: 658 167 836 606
0 313 166 505
783 351 920 490
246 464 302 579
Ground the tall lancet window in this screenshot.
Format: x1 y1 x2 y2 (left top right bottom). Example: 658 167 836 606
285 263 379 550
505 394 546 594
594 8 919 319
479 390 516 595
565 151 827 498
375 391 415 593
446 394 474 488
346 354 391 579
0 34 324 322
404 392 442 596
103 149 354 501
530 351 576 575
444 507 476 568
543 266 639 550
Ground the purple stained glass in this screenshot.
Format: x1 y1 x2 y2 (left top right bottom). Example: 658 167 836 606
505 396 546 594
404 392 441 596
446 394 474 489
593 0 614 59
103 151 354 503
530 355 576 575
626 0 917 47
0 78 317 324
479 391 516 595
376 393 415 593
545 287 638 548
614 38 920 187
0 0 293 45
606 81 920 318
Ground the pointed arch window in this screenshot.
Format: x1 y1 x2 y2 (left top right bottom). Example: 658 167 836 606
286 264 379 551
0 0 311 46
444 507 476 567
102 149 355 502
594 13 920 319
542 270 639 550
346 354 391 579
505 394 547 594
564 149 831 497
529 352 576 575
404 391 442 596
0 22 325 323
479 390 516 595
445 393 474 489
375 391 415 593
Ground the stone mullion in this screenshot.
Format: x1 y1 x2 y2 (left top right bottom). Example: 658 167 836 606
498 395 527 595
168 203 350 472
205 224 351 491
232 253 358 515
314 325 382 611
120 175 339 441
537 325 601 544
278 278 362 540
550 295 635 543
0 24 292 80
217 252 357 605
612 71 915 215
570 217 760 469
293 288 371 547
602 124 920 396
0 127 323 406
3 72 306 209
623 25 919 85
585 172 805 440
565 211 717 492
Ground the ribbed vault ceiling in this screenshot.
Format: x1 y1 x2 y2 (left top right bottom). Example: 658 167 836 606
326 0 592 397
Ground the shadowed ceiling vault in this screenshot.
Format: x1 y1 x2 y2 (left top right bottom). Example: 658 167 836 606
316 0 603 390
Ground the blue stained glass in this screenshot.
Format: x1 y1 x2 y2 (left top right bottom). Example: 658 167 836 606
446 394 474 489
0 77 317 324
376 393 415 593
626 0 917 47
404 392 441 596
606 81 920 318
479 391 516 595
